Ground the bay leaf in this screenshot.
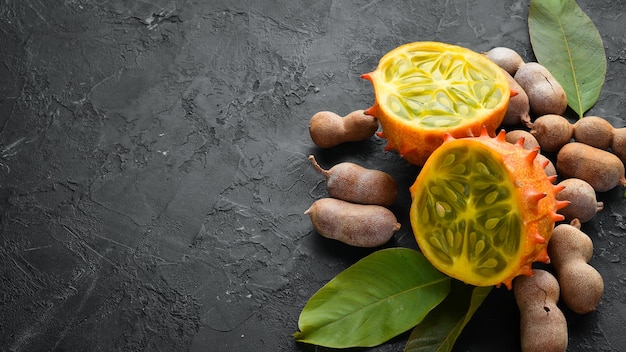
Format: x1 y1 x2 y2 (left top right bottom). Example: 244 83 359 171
294 248 451 348
529 0 606 118
404 281 493 352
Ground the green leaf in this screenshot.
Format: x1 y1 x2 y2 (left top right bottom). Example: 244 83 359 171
528 0 606 118
294 248 451 348
404 281 493 352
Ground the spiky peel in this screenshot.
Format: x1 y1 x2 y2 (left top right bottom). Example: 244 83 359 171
409 130 565 289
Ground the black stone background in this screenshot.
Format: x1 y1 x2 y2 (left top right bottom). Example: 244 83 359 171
0 1 625 351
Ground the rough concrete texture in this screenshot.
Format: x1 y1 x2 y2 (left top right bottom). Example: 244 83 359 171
0 0 624 351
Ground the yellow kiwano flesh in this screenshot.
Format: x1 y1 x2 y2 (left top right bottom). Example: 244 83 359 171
410 128 569 289
363 41 511 166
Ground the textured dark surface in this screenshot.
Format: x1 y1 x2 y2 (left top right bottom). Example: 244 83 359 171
0 1 625 351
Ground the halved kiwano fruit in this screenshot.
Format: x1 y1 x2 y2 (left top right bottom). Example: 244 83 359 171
363 41 511 166
409 129 568 289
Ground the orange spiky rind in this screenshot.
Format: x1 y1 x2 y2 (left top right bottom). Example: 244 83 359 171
525 147 540 166
443 133 456 142
479 125 492 138
410 129 562 288
535 248 550 263
556 200 570 210
551 212 566 222
496 129 507 142
531 231 546 244
526 189 547 203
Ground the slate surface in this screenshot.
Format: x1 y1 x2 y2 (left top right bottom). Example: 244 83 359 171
0 1 624 351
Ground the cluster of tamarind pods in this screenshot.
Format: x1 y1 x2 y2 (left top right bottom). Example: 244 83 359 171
304 46 624 352
488 47 622 352
304 112 401 247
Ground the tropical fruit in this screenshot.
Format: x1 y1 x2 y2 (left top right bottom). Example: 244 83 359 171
362 41 511 166
409 128 568 289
